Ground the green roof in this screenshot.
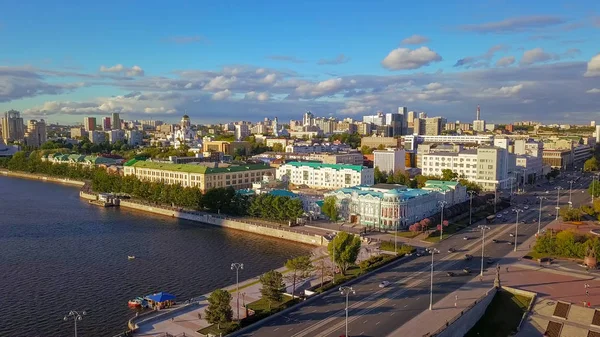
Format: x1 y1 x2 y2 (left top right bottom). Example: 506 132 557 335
284 161 366 172
424 180 459 192
127 160 272 175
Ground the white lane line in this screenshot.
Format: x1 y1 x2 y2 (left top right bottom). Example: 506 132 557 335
390 312 396 316
363 320 368 324
288 328 294 331
403 304 408 308
273 328 279 331
376 321 381 325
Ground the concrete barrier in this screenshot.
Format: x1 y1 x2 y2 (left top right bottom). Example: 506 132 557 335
433 287 497 337
117 200 326 247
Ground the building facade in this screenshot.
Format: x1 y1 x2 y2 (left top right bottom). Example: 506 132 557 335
124 160 275 192
276 161 374 189
2 110 25 143
373 148 406 174
84 117 96 132
324 180 466 230
25 119 47 148
126 130 143 146
112 113 121 130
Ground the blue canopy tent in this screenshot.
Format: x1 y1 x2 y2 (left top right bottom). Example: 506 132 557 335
144 292 176 309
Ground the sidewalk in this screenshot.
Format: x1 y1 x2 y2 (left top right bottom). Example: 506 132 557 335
134 243 380 336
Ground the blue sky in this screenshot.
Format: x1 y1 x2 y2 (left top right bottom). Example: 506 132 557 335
1 0 599 124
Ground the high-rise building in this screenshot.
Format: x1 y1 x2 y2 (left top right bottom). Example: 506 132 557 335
596 125 600 143
89 130 105 144
235 124 250 141
473 120 486 132
476 105 481 121
126 130 143 146
418 112 427 119
302 111 314 126
102 117 112 131
1 110 25 142
84 117 96 132
373 148 406 175
424 117 444 136
25 119 47 148
385 113 405 137
397 107 407 115
592 121 597 127
111 113 121 130
363 112 385 126
108 129 125 144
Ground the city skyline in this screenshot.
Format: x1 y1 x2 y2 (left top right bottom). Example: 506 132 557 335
1 0 599 124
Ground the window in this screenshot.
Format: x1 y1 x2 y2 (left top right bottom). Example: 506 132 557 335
303 171 309 180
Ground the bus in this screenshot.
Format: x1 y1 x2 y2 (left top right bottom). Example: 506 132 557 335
486 215 496 224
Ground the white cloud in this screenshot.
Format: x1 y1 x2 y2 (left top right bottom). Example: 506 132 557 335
401 35 430 45
480 84 524 97
340 100 373 115
381 47 442 70
212 89 231 100
256 68 266 75
425 82 443 90
458 16 565 33
256 92 270 101
586 88 600 94
317 54 351 65
245 91 270 101
260 73 277 84
520 48 554 65
584 53 600 77
203 76 237 91
496 56 516 67
295 78 344 97
99 64 145 76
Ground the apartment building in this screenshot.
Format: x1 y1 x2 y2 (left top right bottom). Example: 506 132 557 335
403 134 494 151
276 161 374 189
25 119 47 148
373 148 406 174
123 160 275 192
202 140 252 156
361 136 402 149
2 110 25 142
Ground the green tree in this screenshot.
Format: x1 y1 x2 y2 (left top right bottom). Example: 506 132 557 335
321 196 339 221
584 157 599 172
458 179 482 193
441 169 458 181
559 207 583 221
272 143 284 152
285 255 312 299
373 166 387 183
589 180 600 198
205 289 233 328
360 145 373 155
392 170 409 185
327 231 362 275
259 270 285 310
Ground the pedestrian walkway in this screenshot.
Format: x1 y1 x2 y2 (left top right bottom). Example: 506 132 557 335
134 243 381 336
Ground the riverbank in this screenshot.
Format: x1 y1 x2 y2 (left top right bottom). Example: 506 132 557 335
0 169 85 187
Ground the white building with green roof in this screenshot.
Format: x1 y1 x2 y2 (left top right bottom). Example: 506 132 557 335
276 161 374 189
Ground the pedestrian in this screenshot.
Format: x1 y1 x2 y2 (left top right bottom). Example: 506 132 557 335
171 317 174 322
198 312 202 320
506 267 509 273
586 290 590 296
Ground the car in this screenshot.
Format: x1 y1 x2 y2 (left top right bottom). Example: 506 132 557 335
496 214 503 218
379 281 390 288
416 251 423 257
448 248 456 253
509 233 515 237
524 205 530 210
463 236 470 240
487 258 494 264
507 241 513 245
492 239 498 243
465 254 473 261
463 267 472 274
503 211 509 214
447 271 456 277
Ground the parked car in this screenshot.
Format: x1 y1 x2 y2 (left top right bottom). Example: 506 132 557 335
463 236 470 240
492 239 498 243
507 241 513 245
465 254 473 261
487 258 494 264
379 281 390 288
509 233 515 237
447 271 456 277
463 267 472 274
448 248 456 253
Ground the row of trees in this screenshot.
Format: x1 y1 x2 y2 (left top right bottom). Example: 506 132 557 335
372 167 483 193
534 230 600 259
247 194 304 222
584 144 600 172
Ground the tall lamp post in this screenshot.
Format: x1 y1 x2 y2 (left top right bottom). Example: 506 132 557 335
494 188 498 214
555 186 563 220
231 262 244 321
468 191 477 225
438 201 448 241
513 208 524 252
340 286 355 337
427 248 440 310
536 196 546 234
477 225 490 276
64 310 86 337
568 180 575 208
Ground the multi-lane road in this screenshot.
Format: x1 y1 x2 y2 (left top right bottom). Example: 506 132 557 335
237 171 595 337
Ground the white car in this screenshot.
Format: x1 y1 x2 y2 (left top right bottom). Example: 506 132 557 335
524 205 529 210
379 281 390 288
503 211 509 214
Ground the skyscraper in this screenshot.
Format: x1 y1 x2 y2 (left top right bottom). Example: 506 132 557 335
102 117 112 131
1 110 25 142
476 105 481 120
84 117 96 132
25 119 47 147
111 113 121 130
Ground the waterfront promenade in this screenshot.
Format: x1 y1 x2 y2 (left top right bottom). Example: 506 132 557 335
133 243 381 336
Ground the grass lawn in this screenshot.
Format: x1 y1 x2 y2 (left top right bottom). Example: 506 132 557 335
465 290 532 337
197 322 239 336
246 294 295 314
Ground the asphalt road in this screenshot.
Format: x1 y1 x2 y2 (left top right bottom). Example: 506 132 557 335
238 171 594 337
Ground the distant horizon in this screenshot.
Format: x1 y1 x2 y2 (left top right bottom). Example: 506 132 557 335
1 1 599 124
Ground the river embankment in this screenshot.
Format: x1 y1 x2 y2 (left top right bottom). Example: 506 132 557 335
0 169 85 187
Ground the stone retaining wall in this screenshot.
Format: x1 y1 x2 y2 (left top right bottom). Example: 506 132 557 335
434 287 497 337
1 170 85 187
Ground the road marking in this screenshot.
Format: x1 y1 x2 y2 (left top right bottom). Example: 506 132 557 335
363 320 368 324
360 332 365 335
273 328 279 331
390 312 395 316
376 321 381 325
288 328 294 331
403 304 408 308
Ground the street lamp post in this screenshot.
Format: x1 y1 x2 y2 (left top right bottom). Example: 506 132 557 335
477 225 490 276
513 209 524 252
568 180 575 208
494 188 498 214
427 248 440 310
231 262 244 321
63 310 86 337
439 201 448 241
340 286 355 337
537 196 546 234
468 191 477 225
555 187 563 220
